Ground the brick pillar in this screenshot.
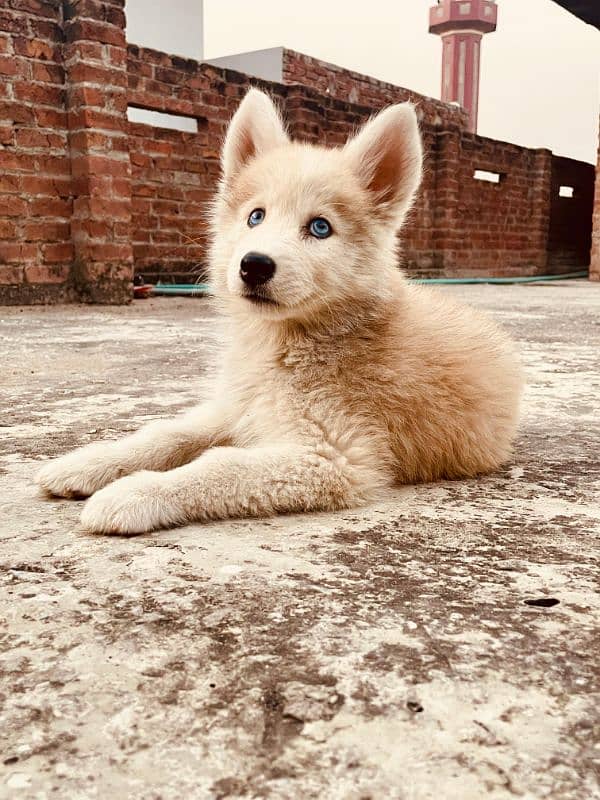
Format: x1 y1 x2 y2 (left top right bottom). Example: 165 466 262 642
284 85 325 144
63 0 132 303
431 127 461 274
590 115 600 282
0 0 74 305
530 148 553 275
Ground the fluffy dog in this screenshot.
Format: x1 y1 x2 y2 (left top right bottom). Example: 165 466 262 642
36 89 523 534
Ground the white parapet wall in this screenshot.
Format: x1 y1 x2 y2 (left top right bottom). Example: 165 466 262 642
206 47 284 82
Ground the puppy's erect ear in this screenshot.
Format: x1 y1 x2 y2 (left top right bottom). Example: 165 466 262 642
221 88 288 183
343 103 422 218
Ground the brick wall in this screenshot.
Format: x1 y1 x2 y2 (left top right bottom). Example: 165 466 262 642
590 115 600 282
0 0 74 303
548 155 596 272
125 45 263 280
128 123 209 278
0 2 596 304
281 49 468 130
124 48 594 281
0 0 132 304
428 135 553 276
282 49 596 277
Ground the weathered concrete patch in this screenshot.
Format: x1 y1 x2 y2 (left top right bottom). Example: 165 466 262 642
0 284 599 799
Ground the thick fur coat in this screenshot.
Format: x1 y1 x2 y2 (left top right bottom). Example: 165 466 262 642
36 89 523 534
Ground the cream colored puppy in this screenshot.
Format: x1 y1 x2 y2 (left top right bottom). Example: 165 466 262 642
36 89 523 534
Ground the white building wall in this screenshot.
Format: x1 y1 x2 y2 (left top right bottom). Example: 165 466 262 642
126 0 204 59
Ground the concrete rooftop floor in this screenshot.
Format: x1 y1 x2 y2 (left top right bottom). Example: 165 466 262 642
0 283 599 800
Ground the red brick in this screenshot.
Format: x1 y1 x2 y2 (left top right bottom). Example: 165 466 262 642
13 37 59 61
0 56 23 76
21 175 71 196
0 242 38 262
0 264 25 284
82 261 132 288
63 40 105 62
69 129 113 152
67 62 127 88
14 81 64 106
25 264 70 284
70 154 129 178
0 196 28 216
0 174 21 193
67 85 105 108
68 108 125 133
86 242 131 261
28 18 63 42
77 218 108 239
73 196 130 221
8 1 59 20
34 107 67 128
23 220 70 241
35 155 70 176
110 176 130 197
0 101 36 125
107 44 126 67
65 19 124 48
42 242 74 262
30 61 64 83
108 90 127 113
31 196 72 217
14 129 67 148
0 220 17 239
113 220 129 238
71 173 109 196
130 152 151 168
139 139 171 156
0 125 14 146
0 10 28 36
0 151 36 172
68 0 125 26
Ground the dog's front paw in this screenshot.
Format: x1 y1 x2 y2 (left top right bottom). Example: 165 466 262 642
80 472 182 535
36 446 123 499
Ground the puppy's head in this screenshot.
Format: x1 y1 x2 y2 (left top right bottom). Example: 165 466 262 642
210 88 422 322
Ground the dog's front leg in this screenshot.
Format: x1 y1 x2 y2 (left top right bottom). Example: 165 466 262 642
80 444 365 534
36 402 230 499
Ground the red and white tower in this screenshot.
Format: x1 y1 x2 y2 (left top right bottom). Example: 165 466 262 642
429 0 498 133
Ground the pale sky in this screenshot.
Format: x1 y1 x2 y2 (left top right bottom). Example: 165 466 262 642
126 0 599 164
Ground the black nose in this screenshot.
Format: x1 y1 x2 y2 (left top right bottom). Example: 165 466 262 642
240 252 276 287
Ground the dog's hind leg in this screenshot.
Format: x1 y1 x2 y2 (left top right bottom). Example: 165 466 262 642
79 443 376 534
35 402 230 500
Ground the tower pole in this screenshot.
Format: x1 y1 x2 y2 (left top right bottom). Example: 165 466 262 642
429 0 498 133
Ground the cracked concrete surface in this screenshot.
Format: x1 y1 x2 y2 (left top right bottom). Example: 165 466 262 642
1 283 599 800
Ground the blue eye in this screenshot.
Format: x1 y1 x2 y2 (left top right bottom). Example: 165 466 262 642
308 217 332 239
248 208 265 227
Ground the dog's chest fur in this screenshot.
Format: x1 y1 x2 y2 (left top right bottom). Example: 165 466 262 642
221 316 391 456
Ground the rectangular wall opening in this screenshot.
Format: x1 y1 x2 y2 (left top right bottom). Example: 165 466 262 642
473 169 502 184
127 106 198 133
558 185 574 198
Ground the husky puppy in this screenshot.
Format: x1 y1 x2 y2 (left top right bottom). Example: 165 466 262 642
36 89 523 534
